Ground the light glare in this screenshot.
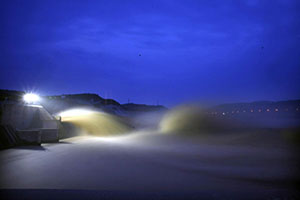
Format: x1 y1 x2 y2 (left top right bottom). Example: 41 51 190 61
23 93 40 103
58 109 95 118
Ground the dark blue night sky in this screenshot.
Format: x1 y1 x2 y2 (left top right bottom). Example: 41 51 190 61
1 0 299 106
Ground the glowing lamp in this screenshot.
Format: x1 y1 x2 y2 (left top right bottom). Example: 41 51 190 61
23 93 40 103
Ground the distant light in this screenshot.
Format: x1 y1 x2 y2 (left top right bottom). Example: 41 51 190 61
222 112 225 115
250 109 254 112
275 108 279 112
266 109 270 112
258 109 262 112
23 93 40 103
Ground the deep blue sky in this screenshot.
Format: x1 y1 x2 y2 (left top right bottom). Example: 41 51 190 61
1 0 299 106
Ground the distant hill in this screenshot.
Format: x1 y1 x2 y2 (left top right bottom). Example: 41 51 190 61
44 93 166 114
0 90 167 115
122 103 167 112
46 93 120 106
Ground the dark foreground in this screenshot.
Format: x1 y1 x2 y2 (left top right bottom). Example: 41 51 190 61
0 130 299 199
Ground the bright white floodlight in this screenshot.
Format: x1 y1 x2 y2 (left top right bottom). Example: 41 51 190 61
23 93 40 103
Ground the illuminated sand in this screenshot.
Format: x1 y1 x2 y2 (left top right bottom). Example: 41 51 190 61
59 108 132 136
160 105 225 134
0 130 298 199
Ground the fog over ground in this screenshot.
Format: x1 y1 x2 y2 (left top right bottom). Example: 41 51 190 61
1 130 299 199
